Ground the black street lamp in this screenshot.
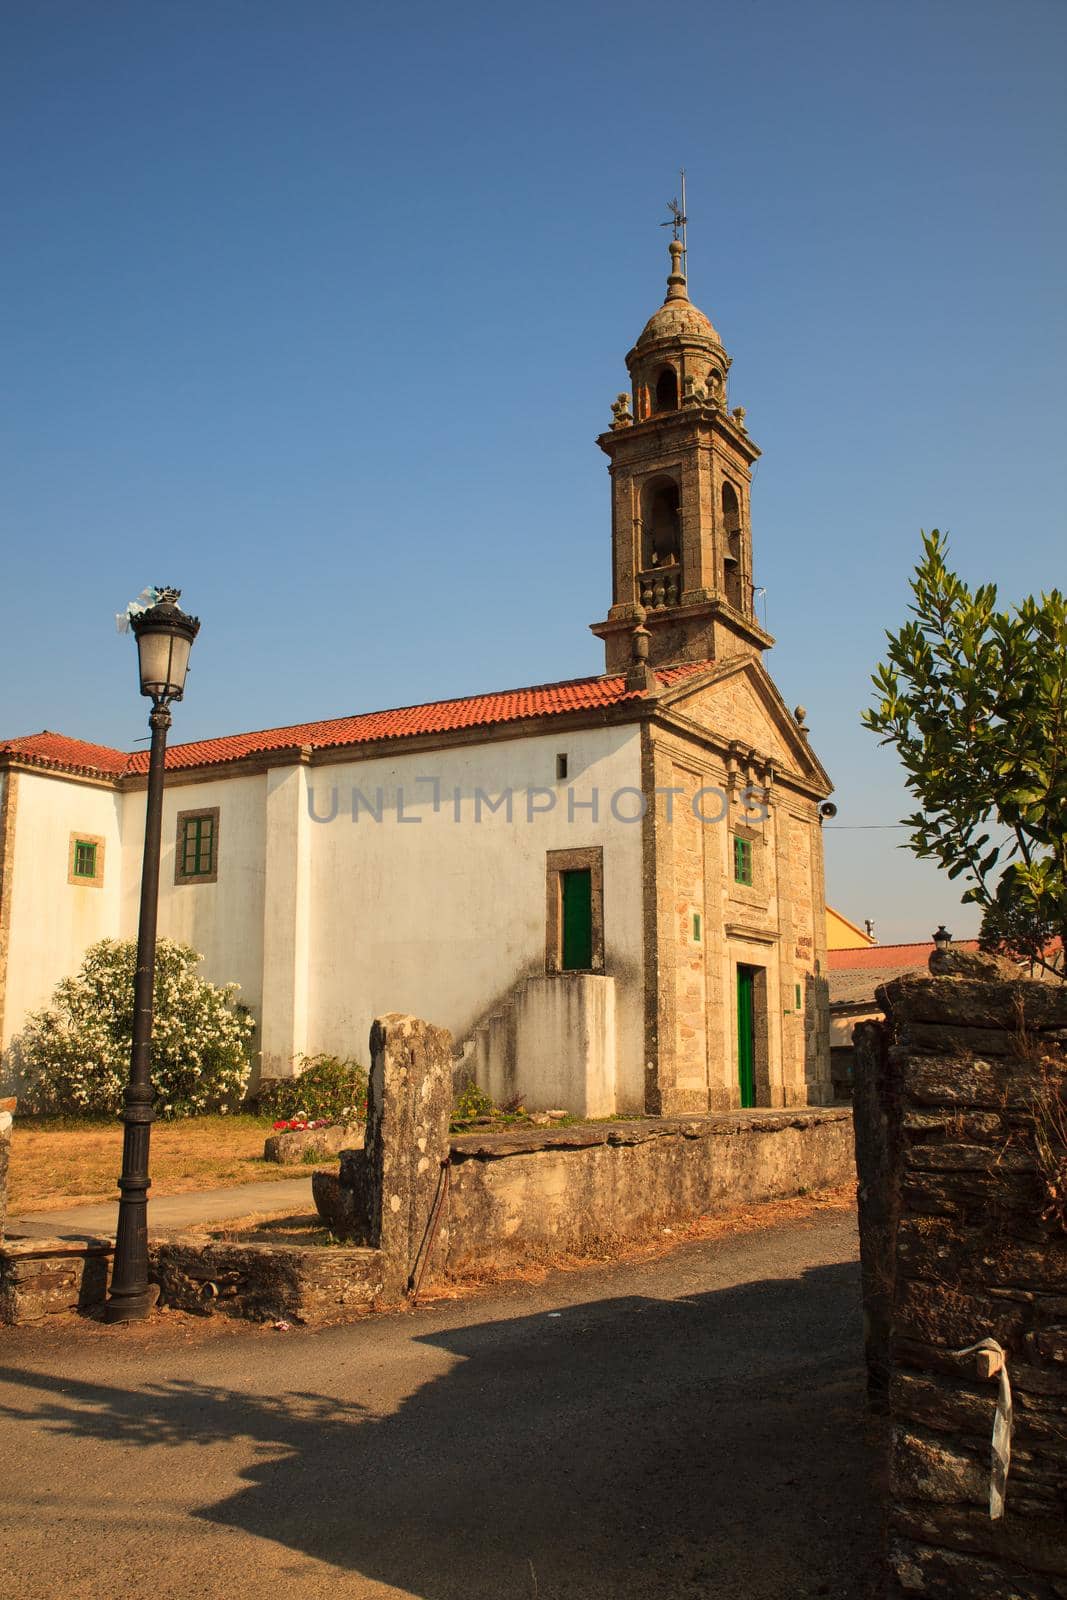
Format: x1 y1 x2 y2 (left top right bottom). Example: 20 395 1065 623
932 925 953 952
105 588 199 1324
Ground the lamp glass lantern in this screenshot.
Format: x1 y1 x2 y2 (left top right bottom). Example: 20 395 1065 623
932 925 953 951
130 588 200 703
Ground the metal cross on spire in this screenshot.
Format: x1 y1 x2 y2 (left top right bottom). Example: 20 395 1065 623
660 168 688 278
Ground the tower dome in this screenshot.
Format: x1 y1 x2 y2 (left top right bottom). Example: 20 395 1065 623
633 240 724 352
626 239 730 417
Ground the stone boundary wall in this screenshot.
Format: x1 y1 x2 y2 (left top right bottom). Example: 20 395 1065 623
0 1236 112 1324
852 958 1067 1599
443 1109 853 1271
0 1109 854 1327
2 1012 855 1328
0 1108 10 1238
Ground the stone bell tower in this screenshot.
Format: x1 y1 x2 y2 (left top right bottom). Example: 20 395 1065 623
590 239 774 672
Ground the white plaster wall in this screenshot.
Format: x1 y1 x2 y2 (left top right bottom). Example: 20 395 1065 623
305 727 646 1109
259 765 313 1078
514 975 617 1117
121 772 267 1031
3 730 644 1107
2 773 123 1049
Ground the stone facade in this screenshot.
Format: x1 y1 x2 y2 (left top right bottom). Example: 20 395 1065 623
591 239 772 674
642 688 832 1113
851 958 1067 1597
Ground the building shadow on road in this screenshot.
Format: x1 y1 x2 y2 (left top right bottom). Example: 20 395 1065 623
0 1261 885 1599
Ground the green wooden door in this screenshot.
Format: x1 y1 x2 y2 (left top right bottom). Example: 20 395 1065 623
737 966 756 1108
561 869 593 970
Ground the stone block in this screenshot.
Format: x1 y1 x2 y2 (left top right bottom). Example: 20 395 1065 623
262 1121 364 1164
364 1013 454 1297
892 1425 988 1505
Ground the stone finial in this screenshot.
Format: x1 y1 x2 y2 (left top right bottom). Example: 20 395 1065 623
666 238 688 303
732 405 747 429
626 607 657 692
793 705 810 735
610 392 633 429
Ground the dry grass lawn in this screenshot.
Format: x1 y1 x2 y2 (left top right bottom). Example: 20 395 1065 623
7 1114 300 1214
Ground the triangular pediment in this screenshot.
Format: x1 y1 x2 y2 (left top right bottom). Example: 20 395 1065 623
654 656 832 794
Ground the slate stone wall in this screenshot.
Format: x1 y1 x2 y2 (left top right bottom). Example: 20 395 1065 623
0 1109 10 1238
852 960 1067 1598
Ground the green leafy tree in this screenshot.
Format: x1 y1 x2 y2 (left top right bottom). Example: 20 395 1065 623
863 531 1066 977
17 937 255 1116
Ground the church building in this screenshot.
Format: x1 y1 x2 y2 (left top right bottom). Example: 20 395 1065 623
0 240 834 1116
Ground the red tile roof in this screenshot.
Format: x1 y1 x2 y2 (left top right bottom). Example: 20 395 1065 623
0 663 709 781
828 940 979 972
0 730 131 779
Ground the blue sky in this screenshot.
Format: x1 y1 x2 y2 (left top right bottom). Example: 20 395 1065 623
2 0 1064 942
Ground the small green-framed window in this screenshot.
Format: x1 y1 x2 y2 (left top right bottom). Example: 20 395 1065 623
692 911 702 943
733 835 753 887
175 808 219 883
795 982 803 1010
68 831 104 887
72 839 97 879
182 815 214 876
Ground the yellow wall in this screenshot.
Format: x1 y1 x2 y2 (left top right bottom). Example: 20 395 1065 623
826 906 876 951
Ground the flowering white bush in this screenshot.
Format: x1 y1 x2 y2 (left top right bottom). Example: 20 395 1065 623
18 938 255 1118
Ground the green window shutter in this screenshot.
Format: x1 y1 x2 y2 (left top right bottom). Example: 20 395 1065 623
561 869 593 970
181 816 216 877
73 840 96 878
795 982 802 1010
182 820 198 875
733 835 753 886
197 815 214 874
737 966 756 1107
693 911 702 943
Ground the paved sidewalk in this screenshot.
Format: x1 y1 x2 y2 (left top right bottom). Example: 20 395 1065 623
6 1177 315 1242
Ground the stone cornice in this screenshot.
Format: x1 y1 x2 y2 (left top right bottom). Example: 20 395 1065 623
597 406 761 466
0 753 121 793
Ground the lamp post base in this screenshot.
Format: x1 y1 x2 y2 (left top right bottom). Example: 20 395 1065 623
103 1282 160 1323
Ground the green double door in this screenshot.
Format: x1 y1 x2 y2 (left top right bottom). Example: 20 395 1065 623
736 966 756 1108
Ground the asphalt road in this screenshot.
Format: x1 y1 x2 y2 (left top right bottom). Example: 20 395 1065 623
0 1206 884 1600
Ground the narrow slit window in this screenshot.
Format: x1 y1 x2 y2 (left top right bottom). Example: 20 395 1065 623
733 835 753 886
556 753 568 781
692 911 702 943
795 982 803 1010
